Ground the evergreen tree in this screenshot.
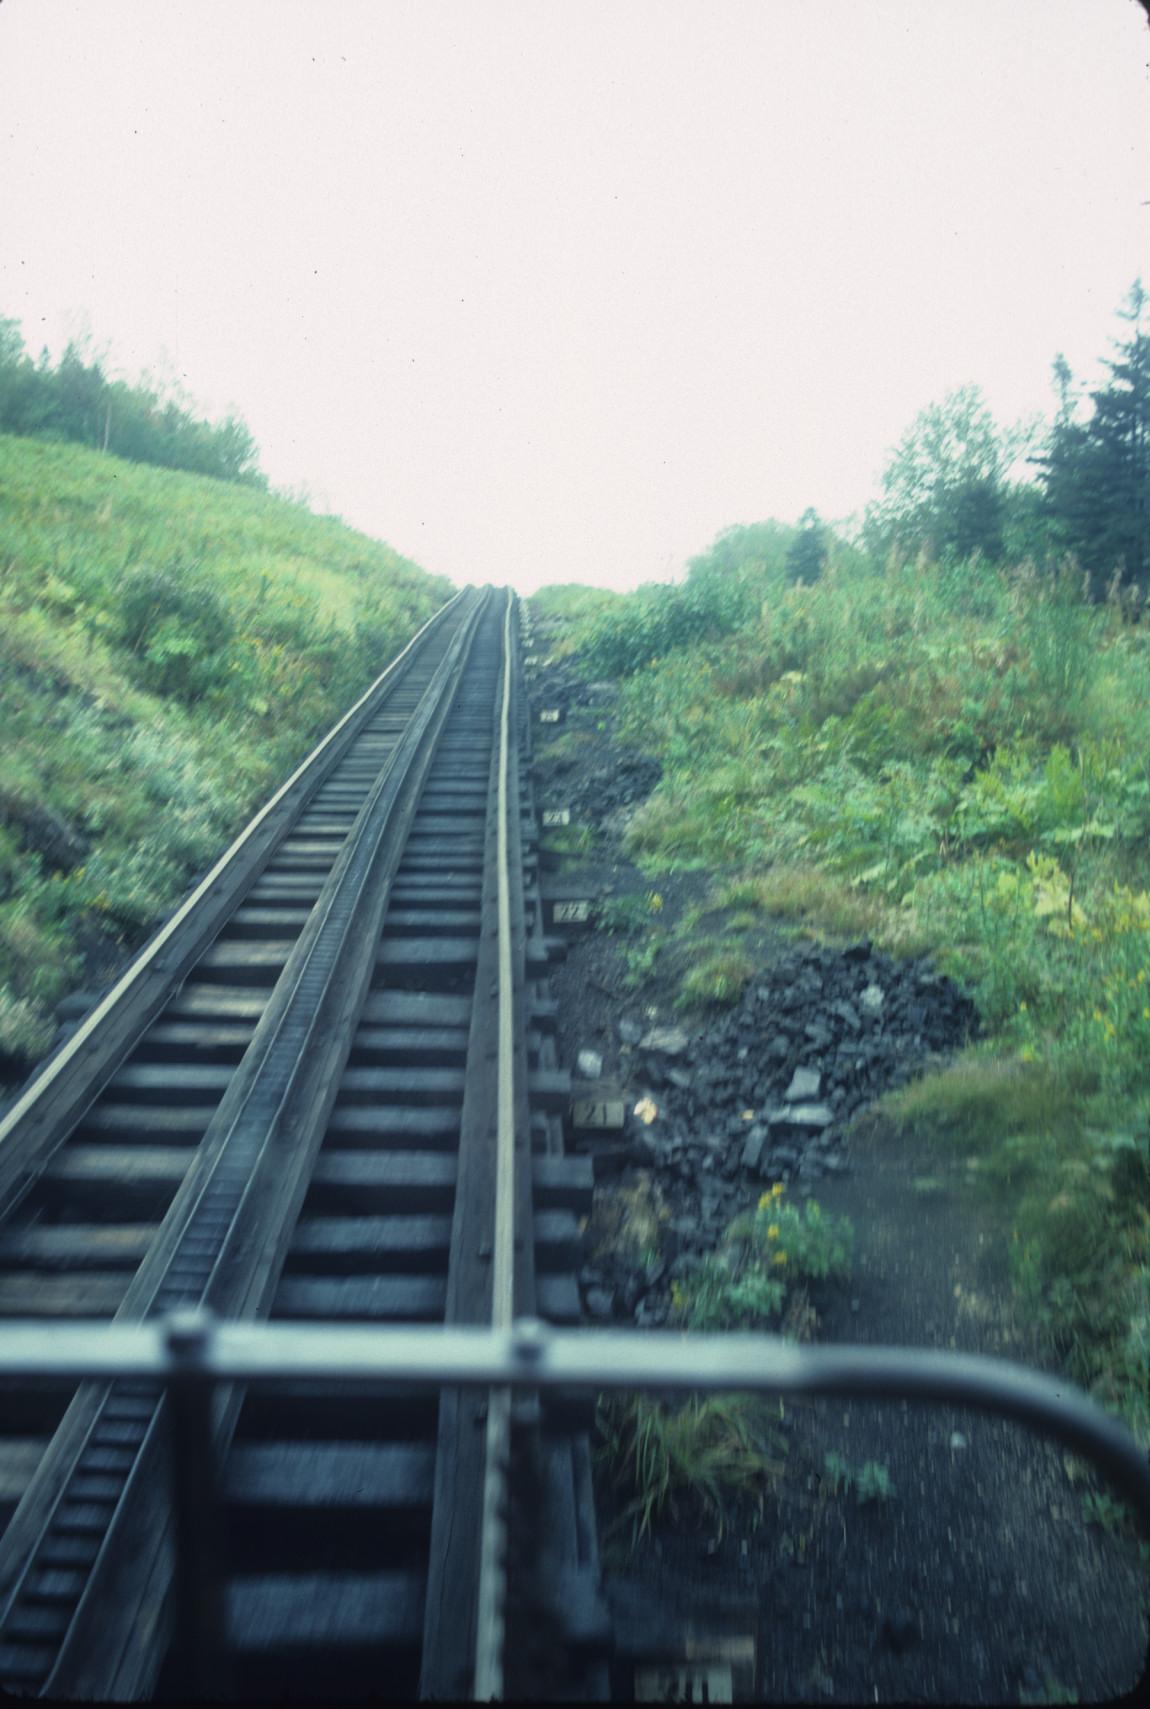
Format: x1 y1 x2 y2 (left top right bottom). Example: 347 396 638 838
1039 283 1150 596
785 507 829 584
0 314 264 486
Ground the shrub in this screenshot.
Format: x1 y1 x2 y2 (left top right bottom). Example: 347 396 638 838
114 564 237 702
0 986 56 1064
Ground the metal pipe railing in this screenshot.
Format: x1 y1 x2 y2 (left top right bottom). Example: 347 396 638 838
4 1313 1147 1696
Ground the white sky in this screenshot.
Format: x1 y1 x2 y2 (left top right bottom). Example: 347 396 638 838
2 0 1148 593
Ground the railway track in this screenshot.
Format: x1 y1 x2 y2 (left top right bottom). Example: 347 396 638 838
0 585 607 1700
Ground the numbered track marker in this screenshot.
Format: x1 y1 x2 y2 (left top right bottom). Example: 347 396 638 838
552 900 592 925
571 1098 627 1130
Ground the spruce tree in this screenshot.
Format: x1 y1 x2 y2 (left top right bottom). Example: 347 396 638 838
785 508 829 584
1039 283 1150 596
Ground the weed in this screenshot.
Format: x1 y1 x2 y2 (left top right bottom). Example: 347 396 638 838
587 1174 669 1272
1018 1675 1079 1706
599 891 660 936
677 947 754 1008
1080 1491 1133 1535
821 1450 852 1497
821 1451 896 1504
620 937 662 990
0 987 56 1062
855 1459 897 1503
751 1185 854 1281
541 822 597 863
597 1393 787 1541
672 1186 853 1331
712 865 920 950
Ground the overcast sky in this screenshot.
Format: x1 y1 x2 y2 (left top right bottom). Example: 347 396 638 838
2 1 1149 593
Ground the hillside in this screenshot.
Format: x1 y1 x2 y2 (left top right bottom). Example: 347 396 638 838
535 533 1150 1450
0 432 451 1073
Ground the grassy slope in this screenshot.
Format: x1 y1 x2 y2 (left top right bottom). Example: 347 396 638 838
0 433 451 1066
545 545 1150 1443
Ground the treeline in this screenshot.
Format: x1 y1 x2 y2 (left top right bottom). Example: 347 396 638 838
0 318 264 486
863 281 1150 595
581 284 1150 679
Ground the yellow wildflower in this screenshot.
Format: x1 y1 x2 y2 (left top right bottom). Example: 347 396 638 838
772 1251 788 1267
766 1224 780 1242
771 1182 785 1200
758 1192 772 1211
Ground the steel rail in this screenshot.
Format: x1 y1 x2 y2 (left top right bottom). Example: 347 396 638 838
418 587 535 1700
0 586 469 1217
472 588 518 1700
0 1318 1146 1535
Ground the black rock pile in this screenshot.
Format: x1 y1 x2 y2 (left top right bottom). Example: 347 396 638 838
535 729 662 828
528 647 662 827
564 749 663 826
579 941 977 1326
668 941 978 1175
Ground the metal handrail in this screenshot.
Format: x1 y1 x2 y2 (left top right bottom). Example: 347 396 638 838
3 1313 1146 1695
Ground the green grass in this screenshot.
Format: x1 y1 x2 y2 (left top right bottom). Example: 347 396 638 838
709 867 924 949
547 546 1150 1443
597 1392 787 1542
0 433 450 1067
676 945 755 1008
877 1056 1149 1443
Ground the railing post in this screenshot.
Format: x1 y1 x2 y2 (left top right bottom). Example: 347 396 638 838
164 1309 233 1698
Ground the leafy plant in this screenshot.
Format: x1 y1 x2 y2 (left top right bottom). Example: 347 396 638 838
1080 1491 1133 1535
821 1450 896 1504
620 936 662 989
750 1183 854 1282
855 1459 897 1503
672 1187 853 1332
599 891 661 936
1018 1674 1079 1706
